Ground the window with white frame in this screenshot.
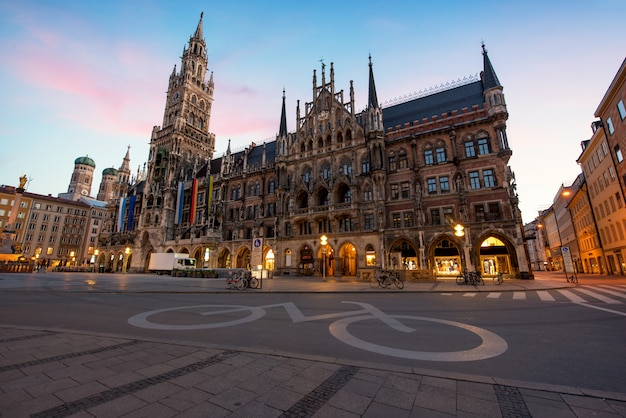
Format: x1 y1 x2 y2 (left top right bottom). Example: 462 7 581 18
615 145 623 163
469 171 481 189
398 149 408 169
607 117 615 135
427 178 437 194
401 182 410 199
483 169 495 188
439 176 450 193
618 99 626 120
435 146 446 163
424 149 434 165
477 138 489 155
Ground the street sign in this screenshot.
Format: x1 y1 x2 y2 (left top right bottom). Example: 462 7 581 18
561 246 574 273
251 238 263 267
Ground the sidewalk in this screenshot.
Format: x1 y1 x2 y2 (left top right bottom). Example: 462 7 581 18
1 272 625 417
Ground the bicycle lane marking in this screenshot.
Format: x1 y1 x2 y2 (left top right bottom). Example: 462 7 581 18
128 305 266 330
127 301 509 361
329 315 507 361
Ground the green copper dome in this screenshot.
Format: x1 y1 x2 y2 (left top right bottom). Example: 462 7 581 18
102 167 118 176
75 156 96 168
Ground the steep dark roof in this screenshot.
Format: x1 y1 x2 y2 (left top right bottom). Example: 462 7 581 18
382 80 484 129
482 45 501 90
247 141 276 166
279 90 288 137
368 56 379 109
209 157 222 175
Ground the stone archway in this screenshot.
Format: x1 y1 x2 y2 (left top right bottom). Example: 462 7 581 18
218 249 231 268
338 242 357 276
389 239 419 270
235 246 250 269
429 236 463 277
474 233 517 277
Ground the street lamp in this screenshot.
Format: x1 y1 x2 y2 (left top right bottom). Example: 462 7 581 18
320 234 328 282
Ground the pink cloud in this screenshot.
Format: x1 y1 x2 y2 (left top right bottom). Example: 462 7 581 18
5 21 168 137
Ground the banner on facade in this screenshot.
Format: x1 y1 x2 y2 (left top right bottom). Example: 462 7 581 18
126 195 136 231
175 182 184 225
251 237 263 268
117 197 126 233
190 179 198 224
206 175 213 220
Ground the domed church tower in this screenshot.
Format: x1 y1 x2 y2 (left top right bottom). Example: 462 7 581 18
97 167 118 202
59 155 95 200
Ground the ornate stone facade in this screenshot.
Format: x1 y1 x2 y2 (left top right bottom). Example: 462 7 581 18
102 14 530 279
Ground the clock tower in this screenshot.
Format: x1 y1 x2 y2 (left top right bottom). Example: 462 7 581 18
142 12 216 245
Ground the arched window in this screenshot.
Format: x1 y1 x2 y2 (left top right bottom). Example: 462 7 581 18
398 149 408 169
365 244 376 266
362 157 370 174
341 159 352 177
388 151 397 171
302 167 311 186
435 141 446 163
363 185 373 201
321 162 331 181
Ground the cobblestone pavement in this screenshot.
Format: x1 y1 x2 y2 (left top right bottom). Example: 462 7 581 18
1 271 625 417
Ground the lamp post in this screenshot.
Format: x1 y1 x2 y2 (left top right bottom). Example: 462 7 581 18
320 234 328 282
454 224 465 274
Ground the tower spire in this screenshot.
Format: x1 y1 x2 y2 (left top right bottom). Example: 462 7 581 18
194 12 204 39
279 88 288 137
367 54 379 109
481 42 501 89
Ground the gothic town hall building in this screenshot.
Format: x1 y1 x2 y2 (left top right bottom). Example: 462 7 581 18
97 14 531 280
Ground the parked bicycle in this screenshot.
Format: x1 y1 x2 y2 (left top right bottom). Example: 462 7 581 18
374 269 404 289
566 274 579 285
225 270 259 290
456 270 484 286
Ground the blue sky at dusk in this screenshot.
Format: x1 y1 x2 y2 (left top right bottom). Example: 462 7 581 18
0 0 624 223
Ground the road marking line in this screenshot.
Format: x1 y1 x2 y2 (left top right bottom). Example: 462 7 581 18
487 292 501 299
574 288 621 304
513 292 526 300
557 289 587 303
574 302 626 317
537 291 555 302
463 293 477 297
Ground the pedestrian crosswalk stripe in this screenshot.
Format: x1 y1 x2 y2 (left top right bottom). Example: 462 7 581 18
574 288 621 304
557 289 587 303
537 291 555 302
442 286 626 305
597 286 626 299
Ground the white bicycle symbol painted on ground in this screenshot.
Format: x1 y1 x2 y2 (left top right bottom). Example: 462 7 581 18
128 301 508 362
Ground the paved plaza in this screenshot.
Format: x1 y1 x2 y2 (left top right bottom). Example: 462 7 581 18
1 271 625 417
